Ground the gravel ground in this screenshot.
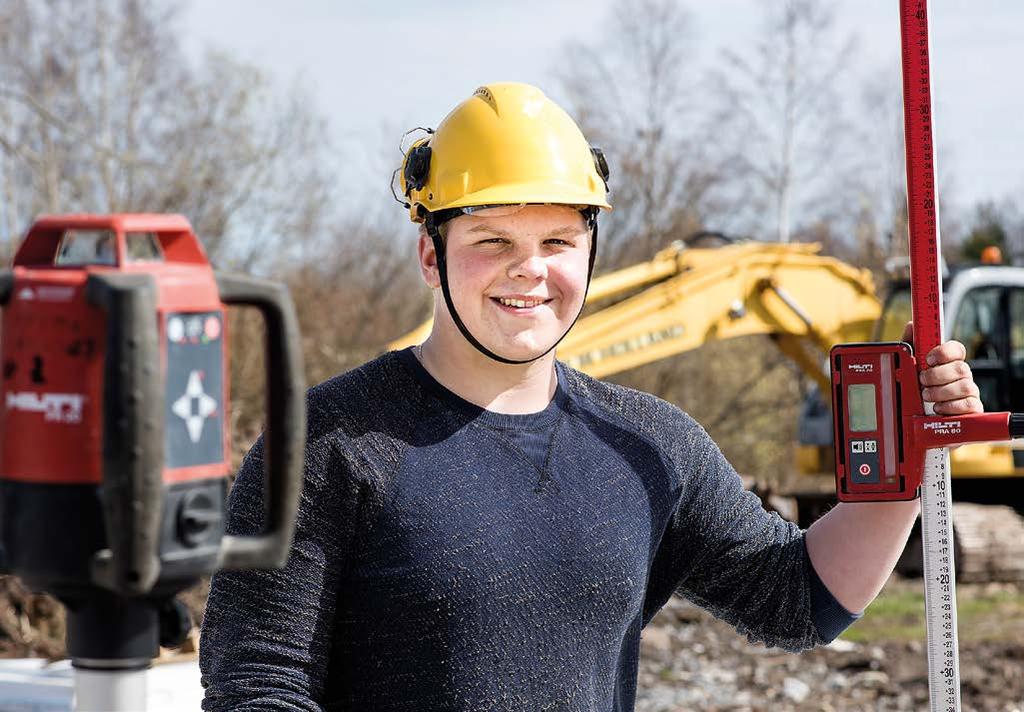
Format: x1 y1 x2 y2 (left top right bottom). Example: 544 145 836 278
635 592 1023 712
3 575 1021 710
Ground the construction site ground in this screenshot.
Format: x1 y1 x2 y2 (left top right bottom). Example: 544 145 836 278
636 575 1024 711
0 574 1020 709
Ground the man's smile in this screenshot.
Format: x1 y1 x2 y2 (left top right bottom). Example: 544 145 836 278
490 294 554 313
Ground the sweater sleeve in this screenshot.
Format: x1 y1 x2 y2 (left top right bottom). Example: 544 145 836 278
642 416 855 652
199 408 363 711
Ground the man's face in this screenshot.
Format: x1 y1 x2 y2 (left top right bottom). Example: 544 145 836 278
421 204 591 362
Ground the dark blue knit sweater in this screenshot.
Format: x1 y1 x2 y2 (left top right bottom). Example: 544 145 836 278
199 348 857 711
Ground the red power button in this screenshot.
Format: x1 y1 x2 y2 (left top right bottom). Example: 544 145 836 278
858 463 871 476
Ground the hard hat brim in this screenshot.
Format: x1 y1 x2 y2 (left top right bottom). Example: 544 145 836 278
436 180 611 213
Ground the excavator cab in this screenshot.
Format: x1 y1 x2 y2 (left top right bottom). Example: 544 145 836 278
877 272 1024 417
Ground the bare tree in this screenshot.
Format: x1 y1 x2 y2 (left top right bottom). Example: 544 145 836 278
854 70 907 261
703 0 858 244
0 0 336 272
833 62 970 276
552 0 725 268
549 0 808 485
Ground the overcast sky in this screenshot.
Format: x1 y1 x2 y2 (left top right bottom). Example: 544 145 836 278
182 1 1023 224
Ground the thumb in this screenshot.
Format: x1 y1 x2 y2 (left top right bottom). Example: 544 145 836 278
901 321 914 345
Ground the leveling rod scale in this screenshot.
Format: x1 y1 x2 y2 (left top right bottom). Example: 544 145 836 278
900 3 958 709
829 3 1024 711
899 3 959 708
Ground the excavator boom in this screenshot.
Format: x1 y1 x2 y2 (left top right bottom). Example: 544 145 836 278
557 242 879 387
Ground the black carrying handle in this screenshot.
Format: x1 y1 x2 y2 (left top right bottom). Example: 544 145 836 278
84 273 165 595
214 272 305 570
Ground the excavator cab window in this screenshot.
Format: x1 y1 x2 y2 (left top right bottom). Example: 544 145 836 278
954 287 1003 362
1008 290 1024 411
876 285 913 341
951 286 1010 412
879 283 1024 414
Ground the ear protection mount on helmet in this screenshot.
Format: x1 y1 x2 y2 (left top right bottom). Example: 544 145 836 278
404 143 432 193
591 147 610 190
390 128 434 210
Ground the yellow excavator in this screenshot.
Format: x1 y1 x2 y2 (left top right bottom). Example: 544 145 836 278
387 233 1024 581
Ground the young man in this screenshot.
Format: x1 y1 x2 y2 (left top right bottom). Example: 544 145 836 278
199 83 983 711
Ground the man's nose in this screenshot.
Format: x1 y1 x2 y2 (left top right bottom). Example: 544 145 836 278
508 246 547 280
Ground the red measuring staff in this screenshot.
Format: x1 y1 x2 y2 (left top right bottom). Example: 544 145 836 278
830 342 1024 502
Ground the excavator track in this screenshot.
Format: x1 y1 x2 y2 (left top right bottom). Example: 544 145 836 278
896 503 1024 582
951 503 1024 583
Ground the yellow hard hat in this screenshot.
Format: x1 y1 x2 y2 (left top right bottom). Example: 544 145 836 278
396 82 611 223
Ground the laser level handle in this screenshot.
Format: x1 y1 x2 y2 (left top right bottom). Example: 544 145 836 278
84 273 165 596
214 272 305 571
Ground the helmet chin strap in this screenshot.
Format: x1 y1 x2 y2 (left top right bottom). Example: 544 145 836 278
424 208 599 366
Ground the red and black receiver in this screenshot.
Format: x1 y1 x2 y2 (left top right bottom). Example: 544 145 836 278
830 341 1024 502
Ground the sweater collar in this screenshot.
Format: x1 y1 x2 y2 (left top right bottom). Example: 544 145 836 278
394 347 568 431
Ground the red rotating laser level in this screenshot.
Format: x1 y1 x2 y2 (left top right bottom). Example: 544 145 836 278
0 214 305 708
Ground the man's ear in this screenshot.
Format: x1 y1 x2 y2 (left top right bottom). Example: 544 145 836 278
417 225 441 289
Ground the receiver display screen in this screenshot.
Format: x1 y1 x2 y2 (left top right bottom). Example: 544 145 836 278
848 383 878 432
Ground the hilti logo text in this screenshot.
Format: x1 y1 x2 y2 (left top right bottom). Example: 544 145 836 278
924 421 961 431
36 286 75 302
924 420 962 436
849 363 874 373
6 392 85 423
